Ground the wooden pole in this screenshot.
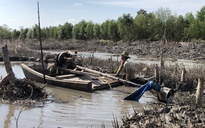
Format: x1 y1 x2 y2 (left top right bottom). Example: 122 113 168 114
76 65 142 87
57 66 100 77
154 64 159 82
180 65 186 83
196 78 204 107
159 52 164 85
37 1 46 84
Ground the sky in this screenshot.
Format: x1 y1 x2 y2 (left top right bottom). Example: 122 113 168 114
0 0 204 30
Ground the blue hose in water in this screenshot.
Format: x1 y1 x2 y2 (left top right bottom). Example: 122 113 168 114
124 81 161 101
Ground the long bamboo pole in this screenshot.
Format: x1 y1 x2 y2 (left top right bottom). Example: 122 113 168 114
57 67 100 77
76 65 142 87
37 1 46 84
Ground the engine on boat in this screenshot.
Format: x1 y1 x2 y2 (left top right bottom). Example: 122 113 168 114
44 51 82 75
55 51 80 69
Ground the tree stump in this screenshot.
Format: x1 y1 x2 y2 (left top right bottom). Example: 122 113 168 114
2 45 16 83
0 45 47 102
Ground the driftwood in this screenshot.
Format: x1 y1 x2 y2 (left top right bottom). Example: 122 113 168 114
0 45 46 102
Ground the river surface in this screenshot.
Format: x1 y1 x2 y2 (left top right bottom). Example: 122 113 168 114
0 62 156 128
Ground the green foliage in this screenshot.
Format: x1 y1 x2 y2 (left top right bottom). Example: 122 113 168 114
85 21 94 40
174 15 186 41
197 6 205 22
54 22 73 40
196 6 205 40
108 20 119 41
63 22 73 39
72 23 80 39
118 13 135 41
134 11 154 40
93 23 101 39
100 20 109 39
26 29 33 39
0 25 12 39
155 7 172 24
19 28 28 40
154 7 172 40
79 20 87 40
72 20 87 40
32 24 39 39
1 6 205 43
11 29 20 39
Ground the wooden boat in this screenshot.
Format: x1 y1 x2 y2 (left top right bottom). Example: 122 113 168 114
20 63 122 92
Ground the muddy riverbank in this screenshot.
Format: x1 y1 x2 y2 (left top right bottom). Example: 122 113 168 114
1 39 205 62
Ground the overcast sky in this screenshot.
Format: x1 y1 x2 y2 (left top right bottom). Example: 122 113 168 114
0 0 204 30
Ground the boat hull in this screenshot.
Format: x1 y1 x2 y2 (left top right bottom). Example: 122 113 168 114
20 64 93 92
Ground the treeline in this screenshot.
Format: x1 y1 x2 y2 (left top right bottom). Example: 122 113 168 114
0 7 205 42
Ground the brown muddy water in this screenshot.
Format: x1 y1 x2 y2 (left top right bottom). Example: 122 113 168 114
0 62 156 128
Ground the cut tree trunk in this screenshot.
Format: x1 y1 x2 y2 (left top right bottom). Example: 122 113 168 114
2 45 16 84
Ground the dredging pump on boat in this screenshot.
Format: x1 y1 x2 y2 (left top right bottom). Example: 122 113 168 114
44 51 81 75
55 51 77 69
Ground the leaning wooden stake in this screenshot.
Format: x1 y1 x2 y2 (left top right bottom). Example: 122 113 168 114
2 45 16 83
159 52 164 85
154 64 159 82
196 78 204 107
180 65 186 83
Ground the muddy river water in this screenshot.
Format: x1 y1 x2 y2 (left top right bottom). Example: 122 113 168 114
0 62 156 128
0 52 203 128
